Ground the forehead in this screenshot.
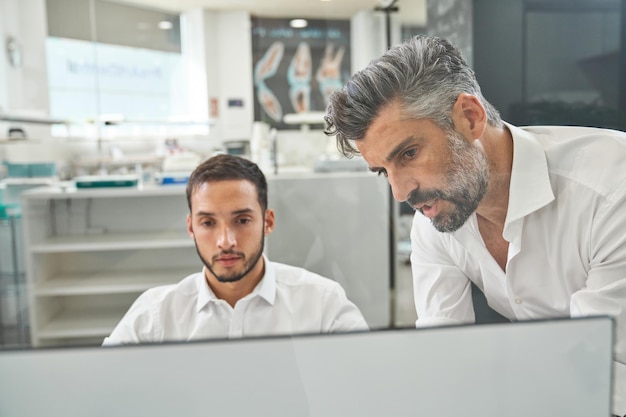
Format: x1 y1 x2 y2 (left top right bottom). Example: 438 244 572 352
357 102 443 165
190 179 261 212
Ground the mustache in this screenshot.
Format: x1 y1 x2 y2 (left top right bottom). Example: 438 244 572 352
212 250 245 261
407 188 446 208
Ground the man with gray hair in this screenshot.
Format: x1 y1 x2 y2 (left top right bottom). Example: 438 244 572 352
324 35 626 416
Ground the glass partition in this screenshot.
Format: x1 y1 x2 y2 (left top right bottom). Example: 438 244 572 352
0 0 430 349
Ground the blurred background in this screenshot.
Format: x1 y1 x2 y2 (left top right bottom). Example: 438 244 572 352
0 0 624 349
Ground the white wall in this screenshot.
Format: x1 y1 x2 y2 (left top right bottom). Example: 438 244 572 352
0 0 8 111
0 0 50 114
180 9 210 124
182 9 254 147
350 10 387 74
0 0 52 140
214 11 254 141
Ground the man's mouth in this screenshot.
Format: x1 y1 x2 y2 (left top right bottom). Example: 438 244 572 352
414 199 439 218
413 198 435 210
215 254 242 266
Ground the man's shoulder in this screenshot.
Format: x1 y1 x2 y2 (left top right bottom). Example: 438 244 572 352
520 125 626 155
269 261 340 290
520 124 626 194
520 124 625 139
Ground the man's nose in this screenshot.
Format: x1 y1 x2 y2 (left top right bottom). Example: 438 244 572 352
387 170 415 203
217 225 236 248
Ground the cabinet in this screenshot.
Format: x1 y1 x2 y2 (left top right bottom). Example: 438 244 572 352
21 185 198 347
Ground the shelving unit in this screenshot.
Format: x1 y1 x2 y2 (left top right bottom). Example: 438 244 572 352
20 184 199 347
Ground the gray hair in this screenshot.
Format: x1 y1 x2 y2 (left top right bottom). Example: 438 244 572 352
324 35 503 157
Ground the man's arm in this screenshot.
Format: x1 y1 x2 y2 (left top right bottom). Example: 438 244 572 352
323 282 369 333
410 213 475 327
570 188 626 416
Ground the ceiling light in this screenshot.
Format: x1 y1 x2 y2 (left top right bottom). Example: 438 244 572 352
158 21 173 30
289 19 308 29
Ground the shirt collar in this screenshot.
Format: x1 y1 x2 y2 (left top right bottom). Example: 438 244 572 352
195 254 276 312
196 268 216 312
504 122 555 225
253 254 277 305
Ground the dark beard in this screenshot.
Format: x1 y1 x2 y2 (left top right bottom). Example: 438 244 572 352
193 232 265 283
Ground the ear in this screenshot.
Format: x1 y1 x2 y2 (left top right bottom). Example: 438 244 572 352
264 209 275 236
451 93 487 140
186 214 194 238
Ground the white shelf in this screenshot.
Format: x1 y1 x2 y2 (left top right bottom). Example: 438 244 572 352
0 177 58 186
73 154 164 169
21 185 194 347
21 183 187 199
38 308 122 339
30 232 194 253
0 113 68 125
34 268 197 296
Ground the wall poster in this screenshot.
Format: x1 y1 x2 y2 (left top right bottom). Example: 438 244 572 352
251 17 351 129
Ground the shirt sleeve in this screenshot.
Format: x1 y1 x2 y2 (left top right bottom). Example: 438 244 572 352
410 213 475 328
569 185 626 416
101 290 160 346
322 281 370 333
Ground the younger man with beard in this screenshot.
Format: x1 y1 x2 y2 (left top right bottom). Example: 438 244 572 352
103 154 367 345
324 35 626 415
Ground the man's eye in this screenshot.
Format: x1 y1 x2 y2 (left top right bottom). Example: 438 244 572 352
402 148 417 159
237 218 251 224
201 221 215 227
377 169 388 177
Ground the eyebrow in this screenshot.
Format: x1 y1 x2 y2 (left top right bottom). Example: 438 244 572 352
368 136 423 173
194 208 255 217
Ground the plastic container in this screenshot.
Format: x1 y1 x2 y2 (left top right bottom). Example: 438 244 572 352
155 171 190 185
4 163 29 178
74 175 139 188
2 162 56 178
29 163 57 177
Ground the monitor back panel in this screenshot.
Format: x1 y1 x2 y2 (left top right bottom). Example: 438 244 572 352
0 317 614 417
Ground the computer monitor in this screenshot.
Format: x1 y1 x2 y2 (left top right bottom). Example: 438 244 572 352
0 317 614 417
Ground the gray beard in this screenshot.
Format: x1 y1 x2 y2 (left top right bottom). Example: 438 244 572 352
408 131 489 233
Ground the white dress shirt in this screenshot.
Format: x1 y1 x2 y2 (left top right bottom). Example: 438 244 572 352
410 123 626 415
103 255 368 345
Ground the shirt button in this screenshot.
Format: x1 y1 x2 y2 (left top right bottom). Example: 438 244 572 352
515 298 523 304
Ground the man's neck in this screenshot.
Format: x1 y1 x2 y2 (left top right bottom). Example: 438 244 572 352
475 124 514 229
206 258 265 308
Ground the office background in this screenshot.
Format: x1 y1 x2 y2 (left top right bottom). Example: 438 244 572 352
0 0 624 348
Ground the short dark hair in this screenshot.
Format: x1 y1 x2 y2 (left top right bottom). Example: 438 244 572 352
324 35 502 157
186 154 268 212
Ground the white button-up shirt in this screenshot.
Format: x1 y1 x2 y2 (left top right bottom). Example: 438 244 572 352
410 123 626 415
103 256 368 345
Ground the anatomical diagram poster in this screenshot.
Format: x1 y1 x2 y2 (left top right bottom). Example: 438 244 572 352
251 17 351 129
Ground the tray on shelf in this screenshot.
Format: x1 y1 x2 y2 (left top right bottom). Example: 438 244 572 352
74 175 139 189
